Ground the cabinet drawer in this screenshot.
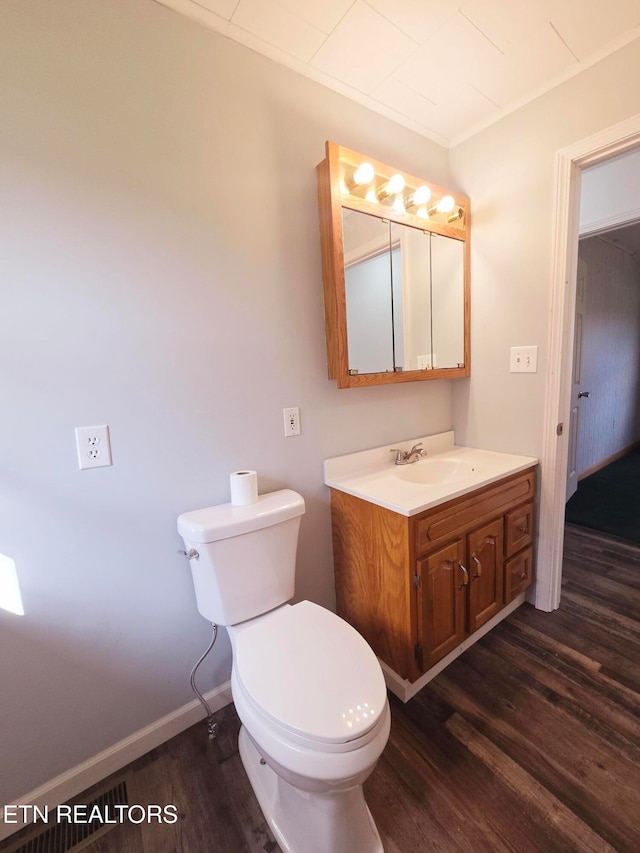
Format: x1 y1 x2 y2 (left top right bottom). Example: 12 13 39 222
414 468 536 556
505 501 534 558
505 547 533 601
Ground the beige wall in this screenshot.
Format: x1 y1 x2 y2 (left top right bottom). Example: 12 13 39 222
0 0 453 806
449 38 640 458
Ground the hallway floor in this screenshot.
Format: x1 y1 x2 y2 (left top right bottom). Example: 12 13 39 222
566 446 640 544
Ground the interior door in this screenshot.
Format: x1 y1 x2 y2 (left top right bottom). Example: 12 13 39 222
566 257 587 501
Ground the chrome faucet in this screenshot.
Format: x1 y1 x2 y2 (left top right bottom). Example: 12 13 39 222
390 443 428 465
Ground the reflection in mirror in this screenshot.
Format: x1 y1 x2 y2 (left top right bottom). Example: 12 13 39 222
389 223 404 371
399 225 431 370
342 209 465 375
343 210 400 374
432 234 465 368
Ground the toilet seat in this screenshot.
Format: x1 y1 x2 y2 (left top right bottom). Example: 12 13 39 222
232 601 387 750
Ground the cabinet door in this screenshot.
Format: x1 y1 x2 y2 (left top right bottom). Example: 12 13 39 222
505 501 534 558
468 519 504 633
417 538 466 670
505 547 533 602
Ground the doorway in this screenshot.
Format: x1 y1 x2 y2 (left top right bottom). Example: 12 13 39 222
537 114 640 613
567 219 640 498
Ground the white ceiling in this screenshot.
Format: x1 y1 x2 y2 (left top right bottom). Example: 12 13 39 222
154 0 640 146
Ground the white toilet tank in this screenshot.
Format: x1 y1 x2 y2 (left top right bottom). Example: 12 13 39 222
177 489 305 626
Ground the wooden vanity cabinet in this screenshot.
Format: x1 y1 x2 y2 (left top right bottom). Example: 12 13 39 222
330 466 536 682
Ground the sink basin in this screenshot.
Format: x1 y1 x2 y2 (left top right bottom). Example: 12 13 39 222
324 432 538 516
395 457 481 485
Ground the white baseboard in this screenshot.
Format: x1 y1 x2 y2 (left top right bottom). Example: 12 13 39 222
0 681 232 842
381 594 526 703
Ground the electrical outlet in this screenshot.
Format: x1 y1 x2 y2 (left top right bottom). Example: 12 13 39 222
417 354 437 370
283 407 300 437
75 425 112 469
509 345 538 373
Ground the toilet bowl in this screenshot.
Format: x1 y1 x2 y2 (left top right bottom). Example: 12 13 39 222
230 601 390 784
229 601 389 852
178 490 390 853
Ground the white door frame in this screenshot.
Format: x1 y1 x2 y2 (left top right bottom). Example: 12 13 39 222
566 256 587 504
537 113 640 612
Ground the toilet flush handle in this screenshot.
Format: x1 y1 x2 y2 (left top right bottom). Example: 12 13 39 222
177 548 199 560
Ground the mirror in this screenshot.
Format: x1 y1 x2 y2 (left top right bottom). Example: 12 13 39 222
342 211 465 375
342 211 401 374
317 142 470 388
431 232 465 369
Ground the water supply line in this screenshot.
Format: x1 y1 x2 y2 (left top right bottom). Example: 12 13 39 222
190 622 220 739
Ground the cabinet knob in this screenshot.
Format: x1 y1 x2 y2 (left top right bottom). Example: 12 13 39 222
517 524 528 534
458 563 469 589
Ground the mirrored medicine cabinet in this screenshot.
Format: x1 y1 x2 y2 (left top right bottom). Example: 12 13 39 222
316 141 470 389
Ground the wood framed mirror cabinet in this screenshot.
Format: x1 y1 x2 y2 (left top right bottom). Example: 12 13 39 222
317 141 470 389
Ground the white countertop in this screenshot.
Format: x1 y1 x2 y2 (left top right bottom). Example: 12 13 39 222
324 432 538 517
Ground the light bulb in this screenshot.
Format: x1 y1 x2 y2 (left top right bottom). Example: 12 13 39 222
352 162 374 186
387 174 405 194
407 185 431 208
437 195 455 213
428 194 456 216
377 173 405 200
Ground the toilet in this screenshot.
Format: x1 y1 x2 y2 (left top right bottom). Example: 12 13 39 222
178 489 390 853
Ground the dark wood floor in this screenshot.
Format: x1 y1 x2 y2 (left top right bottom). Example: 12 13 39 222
6 524 639 852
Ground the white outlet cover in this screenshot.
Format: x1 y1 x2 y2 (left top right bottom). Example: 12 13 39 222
282 407 300 437
75 425 112 469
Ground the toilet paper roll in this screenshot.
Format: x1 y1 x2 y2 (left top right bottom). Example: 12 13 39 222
230 470 258 506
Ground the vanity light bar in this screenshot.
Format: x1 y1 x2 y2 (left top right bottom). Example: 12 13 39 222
347 180 463 222
335 145 467 235
343 174 461 219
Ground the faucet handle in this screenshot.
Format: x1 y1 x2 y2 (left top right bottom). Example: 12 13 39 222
408 442 424 455
389 448 405 463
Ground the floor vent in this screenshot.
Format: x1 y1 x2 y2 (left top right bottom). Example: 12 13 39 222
3 778 129 853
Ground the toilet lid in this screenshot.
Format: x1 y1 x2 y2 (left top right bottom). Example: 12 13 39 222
233 601 387 744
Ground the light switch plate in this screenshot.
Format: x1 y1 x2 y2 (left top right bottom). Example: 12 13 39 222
510 346 538 373
75 425 112 469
